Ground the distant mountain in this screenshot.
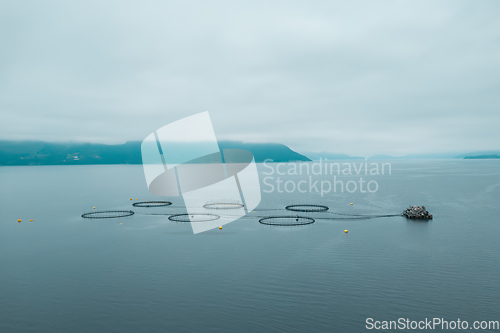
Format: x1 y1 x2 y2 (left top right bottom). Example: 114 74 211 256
403 153 462 159
0 140 310 166
464 155 500 159
368 154 399 160
217 141 310 163
302 152 364 160
368 153 466 159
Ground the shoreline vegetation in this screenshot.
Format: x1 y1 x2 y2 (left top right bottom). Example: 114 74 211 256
0 140 498 166
0 140 310 166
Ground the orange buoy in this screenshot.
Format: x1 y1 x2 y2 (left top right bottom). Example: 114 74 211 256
30 219 33 222
17 219 21 223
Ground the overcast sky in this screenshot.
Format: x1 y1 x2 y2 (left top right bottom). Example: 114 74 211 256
1 0 499 156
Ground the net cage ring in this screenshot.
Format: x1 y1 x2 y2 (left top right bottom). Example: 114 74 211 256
259 216 315 226
203 203 244 210
168 213 220 222
82 210 135 219
133 201 172 208
285 204 329 212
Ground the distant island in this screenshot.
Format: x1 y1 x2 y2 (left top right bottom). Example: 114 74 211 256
456 150 500 159
0 140 310 166
464 155 500 159
302 152 364 160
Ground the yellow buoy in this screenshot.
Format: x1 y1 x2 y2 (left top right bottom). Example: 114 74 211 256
136 199 139 201
351 203 353 205
30 219 33 222
344 230 348 233
219 226 222 229
93 207 96 209
17 219 21 223
130 198 133 200
120 223 123 225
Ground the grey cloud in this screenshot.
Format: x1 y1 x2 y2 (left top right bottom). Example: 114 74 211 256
1 0 499 156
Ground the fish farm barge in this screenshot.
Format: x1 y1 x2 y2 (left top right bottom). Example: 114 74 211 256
403 206 433 220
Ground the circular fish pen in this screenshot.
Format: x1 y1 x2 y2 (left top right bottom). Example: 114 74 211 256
133 201 172 208
203 203 244 210
82 210 135 219
168 213 220 222
259 216 315 226
285 204 329 213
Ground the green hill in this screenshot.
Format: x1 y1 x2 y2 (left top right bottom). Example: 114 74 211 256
0 140 310 166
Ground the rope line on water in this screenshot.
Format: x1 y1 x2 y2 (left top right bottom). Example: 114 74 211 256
83 202 403 224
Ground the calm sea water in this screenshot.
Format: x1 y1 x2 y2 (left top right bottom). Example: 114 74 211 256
1 160 499 332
